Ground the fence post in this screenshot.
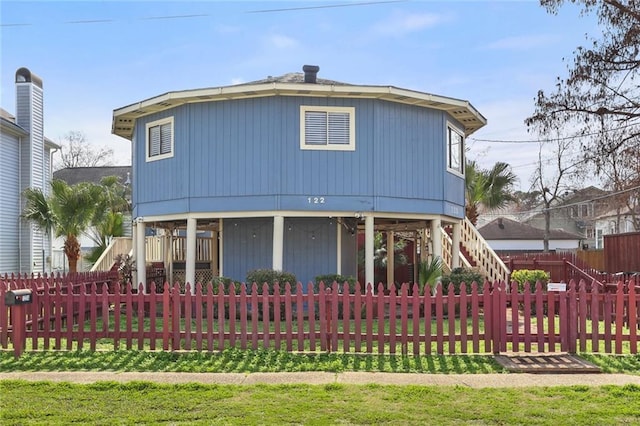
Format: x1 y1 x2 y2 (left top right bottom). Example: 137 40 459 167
325 287 332 352
568 281 578 354
11 305 26 359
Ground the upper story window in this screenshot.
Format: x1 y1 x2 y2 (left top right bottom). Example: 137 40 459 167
447 123 464 175
300 106 355 151
146 117 174 162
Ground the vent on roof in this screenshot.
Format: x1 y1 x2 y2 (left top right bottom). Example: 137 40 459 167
303 65 320 83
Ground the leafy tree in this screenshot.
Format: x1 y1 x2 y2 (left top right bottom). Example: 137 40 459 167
54 131 114 170
526 1 639 188
465 161 517 225
22 180 103 272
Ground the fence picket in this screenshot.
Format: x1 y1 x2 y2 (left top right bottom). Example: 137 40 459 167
2 273 639 358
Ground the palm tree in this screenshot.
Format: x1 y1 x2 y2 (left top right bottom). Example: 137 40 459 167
23 180 103 272
465 161 517 225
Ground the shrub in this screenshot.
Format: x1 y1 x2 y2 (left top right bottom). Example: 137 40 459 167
439 267 484 295
511 269 550 292
246 269 297 294
210 276 243 295
315 274 358 294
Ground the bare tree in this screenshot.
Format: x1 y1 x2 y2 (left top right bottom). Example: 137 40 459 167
530 131 583 252
54 131 114 170
527 1 639 195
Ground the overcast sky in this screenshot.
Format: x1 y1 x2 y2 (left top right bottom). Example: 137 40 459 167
1 1 600 191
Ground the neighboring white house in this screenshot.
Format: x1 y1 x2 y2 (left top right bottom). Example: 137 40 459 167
0 68 60 274
478 217 582 254
594 206 639 249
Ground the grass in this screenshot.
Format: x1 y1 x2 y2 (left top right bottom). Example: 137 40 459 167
2 348 639 374
0 348 504 374
2 380 639 425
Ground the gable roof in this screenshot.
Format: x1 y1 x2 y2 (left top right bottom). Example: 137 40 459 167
53 166 131 186
112 67 486 140
479 217 583 241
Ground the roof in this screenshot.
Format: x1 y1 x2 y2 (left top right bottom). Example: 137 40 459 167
112 67 486 140
478 217 583 241
53 166 131 186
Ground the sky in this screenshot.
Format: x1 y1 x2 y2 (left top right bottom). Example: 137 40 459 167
1 0 600 191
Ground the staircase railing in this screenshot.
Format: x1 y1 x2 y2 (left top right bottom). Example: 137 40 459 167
90 237 132 272
460 217 510 283
440 226 472 273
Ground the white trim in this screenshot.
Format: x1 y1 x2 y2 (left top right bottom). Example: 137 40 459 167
299 105 355 151
446 121 464 177
145 116 174 162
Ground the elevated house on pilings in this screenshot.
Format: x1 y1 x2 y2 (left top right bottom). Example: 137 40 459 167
110 65 508 290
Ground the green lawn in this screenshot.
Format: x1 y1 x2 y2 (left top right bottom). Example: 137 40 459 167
2 380 639 425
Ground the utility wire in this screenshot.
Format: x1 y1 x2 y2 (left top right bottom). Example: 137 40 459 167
469 122 638 144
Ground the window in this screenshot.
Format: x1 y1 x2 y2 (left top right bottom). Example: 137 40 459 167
447 124 464 174
146 117 174 161
300 106 355 151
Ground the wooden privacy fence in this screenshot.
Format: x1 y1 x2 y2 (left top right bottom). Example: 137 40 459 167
1 279 638 358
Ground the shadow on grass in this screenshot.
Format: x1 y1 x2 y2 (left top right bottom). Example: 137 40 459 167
0 348 508 374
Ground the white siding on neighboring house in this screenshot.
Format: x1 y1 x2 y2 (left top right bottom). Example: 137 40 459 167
487 239 580 252
0 130 22 273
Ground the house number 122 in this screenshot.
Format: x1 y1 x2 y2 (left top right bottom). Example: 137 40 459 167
307 197 325 204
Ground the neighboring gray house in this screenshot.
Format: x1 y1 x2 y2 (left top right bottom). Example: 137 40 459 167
0 68 60 274
479 217 582 255
524 186 610 250
112 65 490 287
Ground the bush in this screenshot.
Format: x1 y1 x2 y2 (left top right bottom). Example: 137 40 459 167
315 274 358 294
511 269 550 292
246 269 297 294
439 267 484 295
210 276 243 295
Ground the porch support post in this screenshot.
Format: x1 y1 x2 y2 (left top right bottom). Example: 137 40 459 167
163 232 171 287
219 219 224 277
336 221 342 275
186 217 197 291
273 215 284 271
452 221 462 269
431 219 442 262
135 219 146 292
365 215 375 291
386 231 394 290
211 230 219 277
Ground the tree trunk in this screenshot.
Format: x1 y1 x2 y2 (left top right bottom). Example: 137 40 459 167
465 204 479 226
64 234 82 273
543 208 551 253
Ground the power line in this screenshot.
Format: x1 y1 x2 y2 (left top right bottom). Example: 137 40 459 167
0 1 404 27
469 122 638 144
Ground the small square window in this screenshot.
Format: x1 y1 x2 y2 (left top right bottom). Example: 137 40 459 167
447 124 464 174
146 117 174 162
300 106 355 151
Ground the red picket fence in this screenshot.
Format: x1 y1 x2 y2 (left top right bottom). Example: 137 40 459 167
1 279 638 358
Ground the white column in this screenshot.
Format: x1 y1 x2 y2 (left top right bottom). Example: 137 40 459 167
431 218 442 260
272 215 284 271
336 221 342 275
186 217 197 292
163 232 172 288
219 219 224 277
135 219 146 292
452 221 462 269
365 215 375 291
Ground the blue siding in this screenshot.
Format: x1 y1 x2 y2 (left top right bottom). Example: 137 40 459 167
0 131 21 273
283 217 336 286
133 96 465 218
222 217 273 283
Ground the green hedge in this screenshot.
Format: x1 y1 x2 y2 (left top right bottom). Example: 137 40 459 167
315 274 358 293
510 269 550 292
246 269 297 294
440 267 484 294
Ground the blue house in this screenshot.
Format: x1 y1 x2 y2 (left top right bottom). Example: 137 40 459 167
0 68 60 274
112 66 506 289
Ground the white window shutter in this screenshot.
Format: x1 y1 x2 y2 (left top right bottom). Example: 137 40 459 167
305 111 328 145
149 126 161 157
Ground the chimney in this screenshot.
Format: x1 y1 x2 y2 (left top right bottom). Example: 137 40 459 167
497 218 504 229
302 65 319 83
